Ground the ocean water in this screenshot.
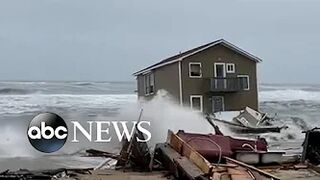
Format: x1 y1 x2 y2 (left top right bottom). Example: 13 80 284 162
259 84 320 153
0 81 319 170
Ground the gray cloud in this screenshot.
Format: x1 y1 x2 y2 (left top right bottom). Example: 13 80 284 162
0 0 319 83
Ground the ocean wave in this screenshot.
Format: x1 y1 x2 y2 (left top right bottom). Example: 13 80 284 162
72 82 94 86
0 94 137 115
259 89 320 102
0 88 33 95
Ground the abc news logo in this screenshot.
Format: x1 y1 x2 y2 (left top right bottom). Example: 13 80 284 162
27 112 151 153
27 113 68 153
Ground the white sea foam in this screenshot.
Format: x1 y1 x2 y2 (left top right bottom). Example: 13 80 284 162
117 90 218 148
259 89 320 102
0 125 32 157
2 87 319 115
0 90 218 157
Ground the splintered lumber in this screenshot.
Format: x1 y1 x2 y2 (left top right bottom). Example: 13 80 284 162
155 143 204 179
307 162 320 174
166 129 279 180
167 130 213 175
116 130 151 170
174 157 207 179
155 143 181 175
225 157 280 180
116 138 130 167
116 109 151 170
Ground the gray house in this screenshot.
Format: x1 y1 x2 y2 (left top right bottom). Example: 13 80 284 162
133 39 262 113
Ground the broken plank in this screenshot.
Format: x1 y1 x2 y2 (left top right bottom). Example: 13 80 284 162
167 130 213 175
225 157 280 180
155 143 181 176
174 156 204 179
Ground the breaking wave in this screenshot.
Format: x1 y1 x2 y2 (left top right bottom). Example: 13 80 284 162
258 86 320 151
0 94 137 115
72 82 94 86
260 89 320 102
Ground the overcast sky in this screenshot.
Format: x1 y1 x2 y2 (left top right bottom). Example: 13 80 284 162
0 0 319 83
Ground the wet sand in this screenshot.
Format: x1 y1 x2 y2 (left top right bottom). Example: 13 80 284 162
0 155 106 171
60 168 320 180
61 169 171 180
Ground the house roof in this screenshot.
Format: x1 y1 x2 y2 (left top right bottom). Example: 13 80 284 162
133 39 262 76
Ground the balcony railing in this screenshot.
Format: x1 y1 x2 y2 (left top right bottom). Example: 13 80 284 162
210 77 244 92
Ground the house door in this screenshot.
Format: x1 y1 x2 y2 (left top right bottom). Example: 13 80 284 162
214 63 226 89
212 96 224 112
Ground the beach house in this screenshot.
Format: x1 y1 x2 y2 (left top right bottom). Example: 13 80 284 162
133 39 262 113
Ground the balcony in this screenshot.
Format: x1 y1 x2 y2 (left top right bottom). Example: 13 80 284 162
210 77 244 92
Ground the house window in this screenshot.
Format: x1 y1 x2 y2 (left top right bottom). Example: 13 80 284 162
226 63 235 73
190 95 203 112
144 73 155 95
237 75 249 90
189 63 202 78
149 73 154 93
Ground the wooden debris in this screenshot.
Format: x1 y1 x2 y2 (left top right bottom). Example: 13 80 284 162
163 129 281 180
155 143 205 179
225 157 280 180
94 158 114 170
294 164 308 169
0 168 67 179
307 162 320 174
174 157 207 180
167 130 213 175
86 149 119 159
116 109 151 171
302 128 320 164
